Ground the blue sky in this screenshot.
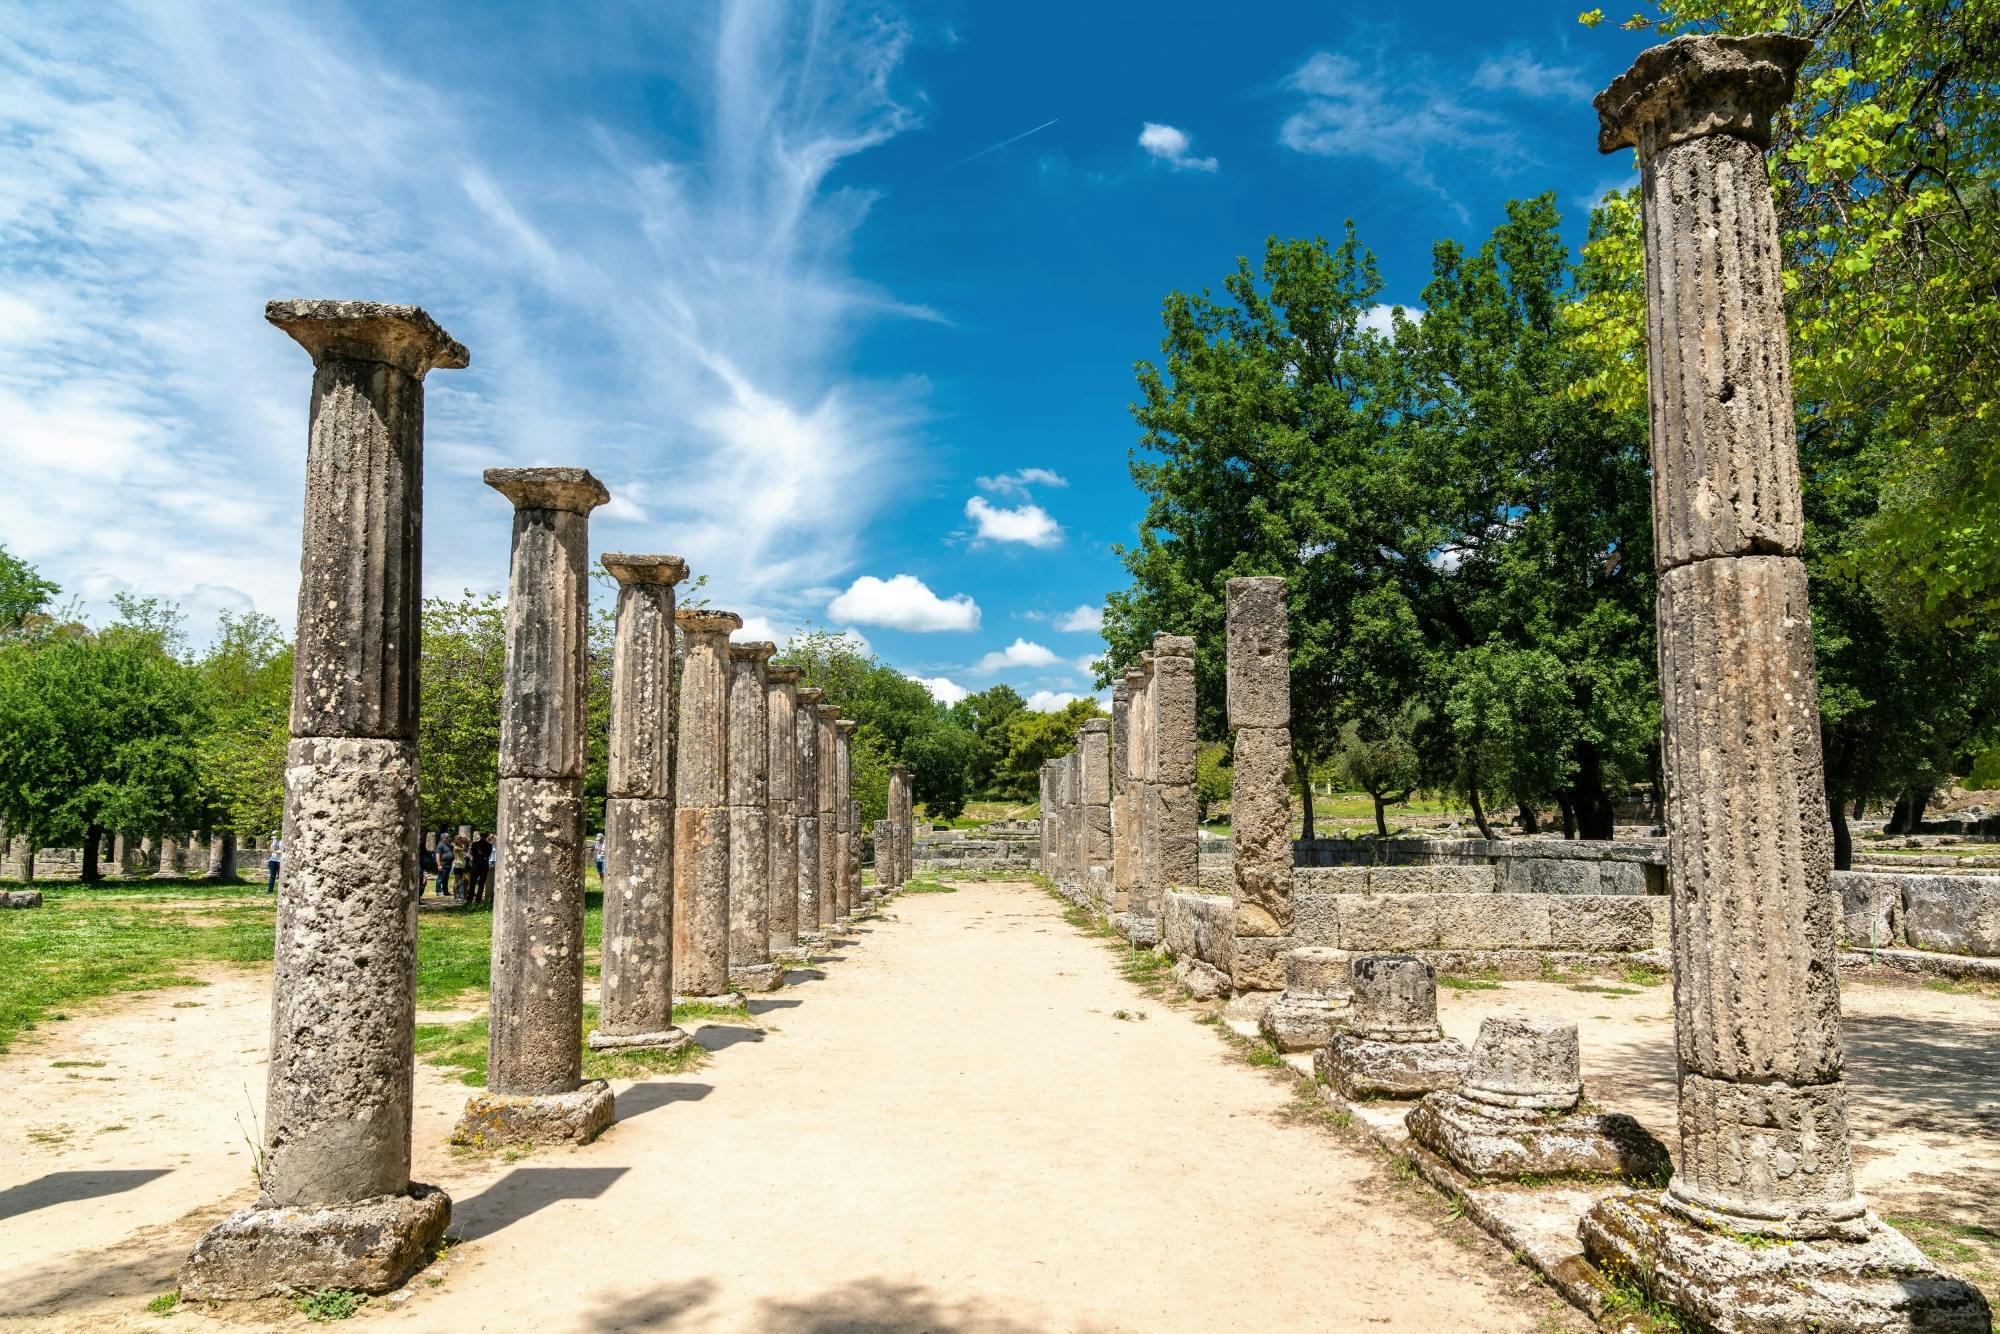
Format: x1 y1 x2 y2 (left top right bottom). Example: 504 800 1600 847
0 2 1654 712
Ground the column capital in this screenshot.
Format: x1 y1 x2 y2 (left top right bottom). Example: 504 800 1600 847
266 299 468 378
1123 668 1146 689
1080 718 1110 734
796 685 824 705
767 665 803 685
815 704 841 722
729 640 778 663
1152 633 1195 658
484 467 610 515
1596 32 1810 155
834 719 857 734
602 553 687 587
675 608 743 636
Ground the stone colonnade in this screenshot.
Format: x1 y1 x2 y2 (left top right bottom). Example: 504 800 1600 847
815 704 841 928
182 301 466 1298
795 687 826 942
675 609 742 1005
728 641 782 993
834 719 858 918
766 667 803 951
1227 577 1292 992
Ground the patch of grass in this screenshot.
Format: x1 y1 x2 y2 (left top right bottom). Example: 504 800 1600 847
1597 1268 1689 1332
1246 1039 1283 1067
900 876 958 894
581 1006 711 1082
1619 961 1668 987
50 1059 105 1068
1567 982 1643 997
413 1017 489 1087
670 1000 751 1023
1884 1215 2000 1289
1438 972 1504 992
1111 1008 1145 1022
145 1290 180 1316
293 1289 367 1322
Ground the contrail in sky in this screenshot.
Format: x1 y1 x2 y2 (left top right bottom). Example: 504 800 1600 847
942 118 1058 171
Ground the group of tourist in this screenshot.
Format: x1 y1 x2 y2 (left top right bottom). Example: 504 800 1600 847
425 830 494 903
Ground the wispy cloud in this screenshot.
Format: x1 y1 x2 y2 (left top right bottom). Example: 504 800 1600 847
1471 51 1590 102
974 466 1067 497
1137 122 1218 173
0 2 930 637
972 638 1059 673
964 495 1063 548
826 573 980 632
1279 50 1528 223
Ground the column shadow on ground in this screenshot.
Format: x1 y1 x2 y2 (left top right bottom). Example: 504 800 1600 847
0 1168 172 1221
783 968 828 984
747 997 802 1016
691 1024 765 1052
585 1277 1110 1333
451 1166 629 1244
613 1081 710 1123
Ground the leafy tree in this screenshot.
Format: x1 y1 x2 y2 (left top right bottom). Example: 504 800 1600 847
994 698 1107 799
904 722 976 820
0 543 59 640
948 684 1027 793
1334 715 1422 838
195 610 292 845
1195 741 1233 823
419 591 507 832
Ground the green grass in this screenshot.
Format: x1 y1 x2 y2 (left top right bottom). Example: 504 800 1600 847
145 1290 180 1316
293 1289 367 1322
900 874 959 894
1885 1215 1999 1291
416 1001 714 1091
1437 970 1504 992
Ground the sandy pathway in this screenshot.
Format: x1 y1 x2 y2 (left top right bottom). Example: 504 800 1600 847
4 881 1574 1332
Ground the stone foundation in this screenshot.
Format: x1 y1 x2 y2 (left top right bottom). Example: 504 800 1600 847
451 1081 615 1148
179 1184 451 1299
584 1026 689 1053
1 889 41 909
1407 1093 1669 1183
728 963 784 994
1315 1033 1469 1101
1259 993 1348 1051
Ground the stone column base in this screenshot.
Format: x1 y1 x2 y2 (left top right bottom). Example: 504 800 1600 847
585 1026 690 1054
1114 913 1159 947
1 890 41 909
179 1183 450 1300
1172 956 1232 1001
676 992 747 1009
728 963 784 993
1407 1091 1669 1183
1258 993 1350 1052
1581 1192 1992 1334
1314 1033 1469 1101
451 1081 615 1149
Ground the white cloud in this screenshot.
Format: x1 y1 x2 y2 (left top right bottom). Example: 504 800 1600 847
1279 51 1525 224
974 466 1067 497
0 6 931 642
1053 604 1103 633
918 675 969 706
1025 689 1085 712
826 574 980 632
1471 51 1590 102
1072 653 1102 679
965 495 1063 548
972 638 1060 673
1138 122 1218 173
734 614 787 647
1359 304 1423 338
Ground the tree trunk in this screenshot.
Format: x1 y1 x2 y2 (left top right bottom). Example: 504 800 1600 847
1467 773 1494 841
1571 743 1616 840
218 831 237 881
1888 796 1913 834
1373 793 1389 839
82 823 103 883
1851 794 1866 821
1909 788 1931 833
1516 801 1538 835
1292 747 1316 842
1556 794 1577 840
1830 797 1852 872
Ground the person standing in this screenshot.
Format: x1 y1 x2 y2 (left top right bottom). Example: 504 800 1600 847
452 831 470 898
434 832 456 898
265 834 282 895
592 829 606 882
468 831 492 905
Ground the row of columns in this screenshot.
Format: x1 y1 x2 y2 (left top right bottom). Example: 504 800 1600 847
0 828 242 882
182 298 895 1302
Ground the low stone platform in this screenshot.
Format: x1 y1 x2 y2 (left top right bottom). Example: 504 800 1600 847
676 991 748 1010
585 1025 690 1053
452 1081 615 1148
1582 1192 1992 1334
1406 1091 1669 1182
2 889 42 908
729 963 785 994
1314 1032 1469 1100
178 1183 451 1299
1259 993 1348 1051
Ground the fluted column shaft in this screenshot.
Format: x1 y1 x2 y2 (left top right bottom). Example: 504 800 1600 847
674 610 741 998
767 667 802 948
816 705 840 926
727 642 776 984
795 687 824 936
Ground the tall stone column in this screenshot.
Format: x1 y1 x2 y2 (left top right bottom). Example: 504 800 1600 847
898 765 916 884
151 833 181 879
1109 681 1131 912
588 554 688 1054
886 765 912 889
457 467 614 1147
1228 577 1293 992
1153 634 1199 894
833 720 858 918
815 704 841 928
1079 720 1113 907
674 609 743 1005
795 686 825 943
727 641 782 992
848 796 863 906
1579 35 1988 1330
766 666 803 951
182 301 464 1300
206 831 238 881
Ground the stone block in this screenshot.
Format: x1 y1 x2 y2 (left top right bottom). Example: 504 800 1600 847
1901 875 2000 957
1259 994 1349 1052
179 1184 451 1299
1335 895 1440 951
1291 888 1341 946
1315 1033 1469 1101
1351 953 1440 1039
1407 1093 1670 1183
1370 865 1496 895
1548 895 1658 952
1462 1016 1580 1110
1436 895 1552 950
1231 934 1291 992
1231 724 1294 933
1225 576 1290 728
1832 873 1902 949
1293 866 1373 894
1285 946 1353 996
451 1081 615 1148
1157 782 1200 887
1 889 41 908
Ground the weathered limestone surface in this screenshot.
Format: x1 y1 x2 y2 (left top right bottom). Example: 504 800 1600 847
767 667 802 949
886 764 912 889
1316 954 1469 1099
834 722 857 917
727 642 780 991
1409 1092 1671 1184
1110 681 1133 912
816 705 839 928
1228 579 1294 953
795 688 824 938
592 554 685 1052
1258 946 1354 1052
1152 636 1199 891
1900 875 2000 957
1079 721 1112 882
674 610 741 999
185 301 465 1300
453 1083 615 1149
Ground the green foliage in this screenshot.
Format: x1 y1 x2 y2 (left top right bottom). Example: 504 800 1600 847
293 1289 367 1322
948 684 1028 793
1194 741 1232 821
194 611 291 840
0 543 60 640
992 697 1108 797
1334 715 1422 837
418 591 507 831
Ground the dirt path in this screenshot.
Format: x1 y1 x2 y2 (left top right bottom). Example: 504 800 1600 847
3 881 1575 1332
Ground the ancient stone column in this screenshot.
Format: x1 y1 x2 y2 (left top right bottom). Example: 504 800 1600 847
1580 35 1987 1330
206 831 238 881
815 704 840 928
834 720 857 918
1153 635 1199 893
588 554 687 1054
871 819 890 894
766 666 802 951
795 686 825 943
181 301 464 1300
1037 762 1053 873
151 833 181 879
1228 577 1293 991
674 609 743 1004
1110 680 1132 912
457 467 614 1147
1079 720 1113 906
728 640 782 992
886 765 912 889
848 797 863 904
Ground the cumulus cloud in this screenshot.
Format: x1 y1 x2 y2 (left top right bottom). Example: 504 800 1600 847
826 574 980 632
1280 51 1525 223
972 638 1059 673
1359 304 1423 338
1025 689 1085 712
1053 604 1103 633
974 466 1067 497
1138 122 1218 172
918 675 969 706
0 5 931 640
965 495 1062 548
1471 51 1590 102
